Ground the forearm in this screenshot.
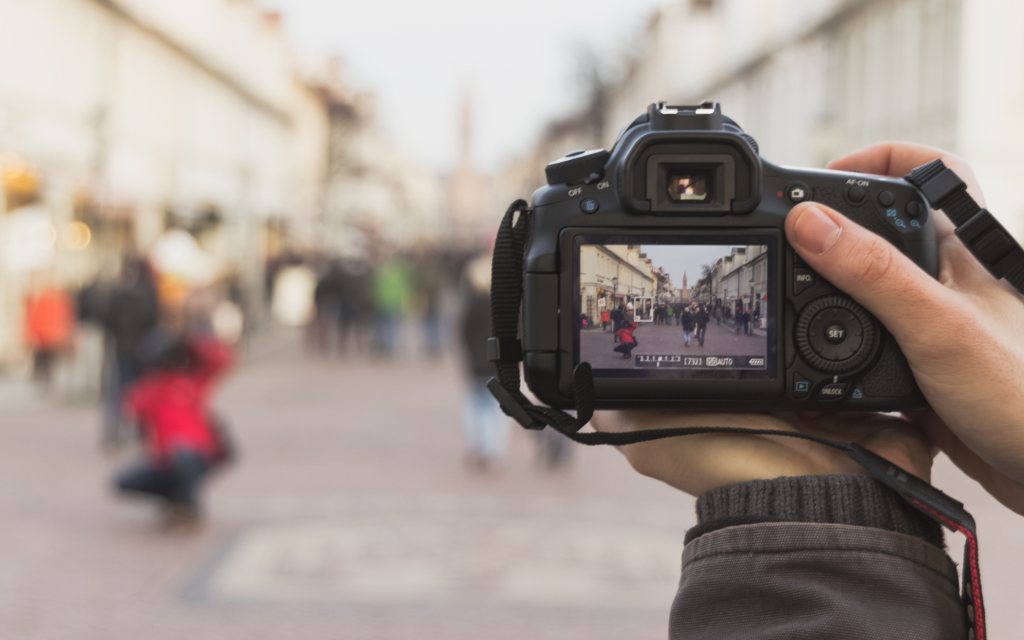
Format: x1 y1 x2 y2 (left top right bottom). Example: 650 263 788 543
671 475 966 640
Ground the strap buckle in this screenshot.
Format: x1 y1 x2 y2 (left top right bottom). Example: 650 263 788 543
956 208 1024 287
486 377 543 429
487 336 522 364
914 164 966 206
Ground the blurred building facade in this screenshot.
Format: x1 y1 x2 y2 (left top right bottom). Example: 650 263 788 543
0 0 441 366
500 0 1024 241
579 244 657 321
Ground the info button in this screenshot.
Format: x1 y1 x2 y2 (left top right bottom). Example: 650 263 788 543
793 268 815 295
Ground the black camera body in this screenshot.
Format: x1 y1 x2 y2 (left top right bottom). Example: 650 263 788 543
520 103 938 411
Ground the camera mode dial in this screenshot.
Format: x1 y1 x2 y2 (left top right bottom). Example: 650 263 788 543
795 296 877 374
545 148 611 186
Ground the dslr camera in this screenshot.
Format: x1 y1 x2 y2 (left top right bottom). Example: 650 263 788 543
513 102 938 411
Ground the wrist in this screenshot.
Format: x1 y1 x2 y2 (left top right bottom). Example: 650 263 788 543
686 474 944 548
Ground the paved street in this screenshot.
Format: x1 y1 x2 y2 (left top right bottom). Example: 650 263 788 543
1 329 1023 639
581 321 767 370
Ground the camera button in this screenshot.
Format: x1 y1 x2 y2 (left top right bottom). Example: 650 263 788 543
793 268 815 295
792 373 812 399
579 198 600 214
846 185 866 204
786 183 810 203
905 201 924 217
817 381 849 400
824 322 847 344
878 190 896 206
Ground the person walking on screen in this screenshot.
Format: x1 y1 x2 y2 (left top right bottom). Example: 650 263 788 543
681 306 695 347
696 304 710 347
610 303 624 343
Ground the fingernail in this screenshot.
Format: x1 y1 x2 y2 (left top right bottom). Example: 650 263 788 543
792 204 842 255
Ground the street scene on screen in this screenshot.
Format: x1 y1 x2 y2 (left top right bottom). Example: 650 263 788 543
578 243 769 371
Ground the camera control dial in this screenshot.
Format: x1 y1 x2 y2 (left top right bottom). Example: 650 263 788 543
545 148 611 186
795 296 877 373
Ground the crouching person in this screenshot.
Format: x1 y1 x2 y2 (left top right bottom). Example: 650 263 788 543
114 332 234 524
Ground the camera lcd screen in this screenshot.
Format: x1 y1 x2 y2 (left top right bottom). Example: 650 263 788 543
577 239 773 379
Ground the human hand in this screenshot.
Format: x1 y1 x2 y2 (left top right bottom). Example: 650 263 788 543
591 410 934 497
786 142 1024 514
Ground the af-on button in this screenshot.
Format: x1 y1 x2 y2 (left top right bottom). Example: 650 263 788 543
846 185 866 204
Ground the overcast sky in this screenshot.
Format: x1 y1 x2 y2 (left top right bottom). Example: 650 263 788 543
639 244 754 290
268 0 668 173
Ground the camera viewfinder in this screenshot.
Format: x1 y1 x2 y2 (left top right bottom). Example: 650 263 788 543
667 172 711 202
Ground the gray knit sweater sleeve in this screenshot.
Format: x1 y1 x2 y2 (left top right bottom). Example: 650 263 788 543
690 474 944 547
670 475 963 640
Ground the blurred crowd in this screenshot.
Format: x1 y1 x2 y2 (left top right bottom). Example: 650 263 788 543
265 244 572 474
15 229 572 526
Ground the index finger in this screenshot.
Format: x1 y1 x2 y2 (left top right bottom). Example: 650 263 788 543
826 141 965 178
827 141 985 239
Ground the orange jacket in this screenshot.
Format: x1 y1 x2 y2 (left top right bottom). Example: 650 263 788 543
24 289 75 350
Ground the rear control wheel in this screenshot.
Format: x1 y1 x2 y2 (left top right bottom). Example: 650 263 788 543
795 296 877 374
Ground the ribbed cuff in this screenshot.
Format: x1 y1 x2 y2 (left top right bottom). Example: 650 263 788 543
687 475 944 548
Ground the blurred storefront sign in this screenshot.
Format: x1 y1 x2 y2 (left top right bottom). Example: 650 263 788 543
150 229 216 287
0 205 56 272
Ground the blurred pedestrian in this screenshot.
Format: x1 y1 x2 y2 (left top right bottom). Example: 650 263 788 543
23 280 76 387
69 272 115 401
458 253 508 471
337 259 371 354
101 258 159 446
310 262 344 354
372 256 412 356
114 331 234 524
416 251 446 360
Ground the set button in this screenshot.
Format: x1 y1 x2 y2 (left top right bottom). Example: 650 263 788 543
807 306 864 361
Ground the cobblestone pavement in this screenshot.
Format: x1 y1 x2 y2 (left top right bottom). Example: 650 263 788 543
1 330 1022 639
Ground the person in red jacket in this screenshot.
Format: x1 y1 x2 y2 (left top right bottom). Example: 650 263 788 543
115 331 234 522
23 285 76 385
612 321 638 359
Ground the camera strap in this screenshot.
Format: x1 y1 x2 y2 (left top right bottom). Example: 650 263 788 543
486 188 989 638
906 159 1024 294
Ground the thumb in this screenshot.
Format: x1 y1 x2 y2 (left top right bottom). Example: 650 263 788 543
785 201 954 346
